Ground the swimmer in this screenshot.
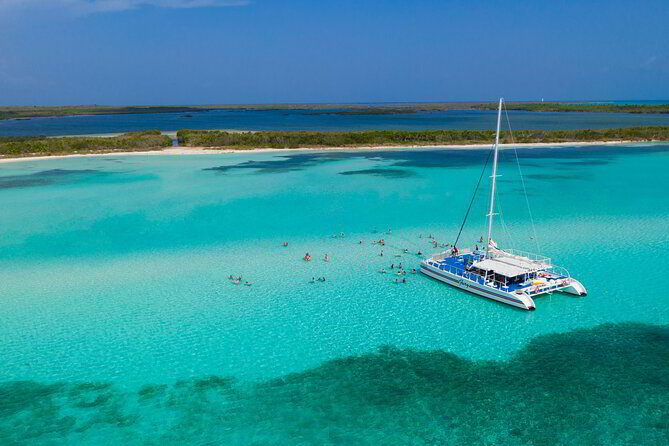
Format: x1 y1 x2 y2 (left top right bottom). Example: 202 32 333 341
304 253 312 261
380 250 384 257
340 232 344 238
324 254 329 262
411 268 417 274
417 251 423 256
379 269 387 274
228 275 234 280
391 263 394 269
310 277 316 283
403 248 409 253
282 242 288 247
244 281 252 286
359 240 363 244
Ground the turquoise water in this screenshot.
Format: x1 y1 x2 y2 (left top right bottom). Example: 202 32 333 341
1 145 668 444
3 108 669 136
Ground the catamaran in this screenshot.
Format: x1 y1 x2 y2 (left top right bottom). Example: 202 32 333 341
420 98 587 310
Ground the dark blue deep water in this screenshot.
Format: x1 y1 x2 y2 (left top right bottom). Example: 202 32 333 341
2 108 669 137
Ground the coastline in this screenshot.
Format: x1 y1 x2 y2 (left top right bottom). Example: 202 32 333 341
0 139 658 164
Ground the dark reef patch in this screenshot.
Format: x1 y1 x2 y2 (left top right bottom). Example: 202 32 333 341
526 173 589 181
0 168 157 190
0 169 105 189
202 144 669 176
203 153 339 174
1 323 668 444
339 168 416 178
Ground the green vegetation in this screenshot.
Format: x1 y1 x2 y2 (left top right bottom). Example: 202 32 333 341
471 103 669 114
2 102 668 120
0 131 171 157
0 106 216 120
2 127 666 158
178 127 669 149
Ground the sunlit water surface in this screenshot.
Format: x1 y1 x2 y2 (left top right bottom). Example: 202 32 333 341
1 144 668 444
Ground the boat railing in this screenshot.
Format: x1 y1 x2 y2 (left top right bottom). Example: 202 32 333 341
490 248 552 268
429 258 512 290
546 264 571 280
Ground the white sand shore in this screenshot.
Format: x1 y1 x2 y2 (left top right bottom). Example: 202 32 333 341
0 140 657 164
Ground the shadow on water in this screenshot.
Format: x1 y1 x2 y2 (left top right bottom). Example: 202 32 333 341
1 323 667 444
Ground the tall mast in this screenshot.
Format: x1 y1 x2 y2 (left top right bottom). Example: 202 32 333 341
486 98 503 258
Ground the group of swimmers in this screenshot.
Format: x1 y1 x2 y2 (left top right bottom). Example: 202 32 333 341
228 275 252 286
303 253 330 262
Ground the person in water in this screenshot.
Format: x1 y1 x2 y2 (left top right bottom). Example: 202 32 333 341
380 250 384 257
304 253 312 261
324 254 329 262
282 242 288 247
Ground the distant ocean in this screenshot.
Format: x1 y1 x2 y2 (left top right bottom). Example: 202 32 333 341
2 107 669 137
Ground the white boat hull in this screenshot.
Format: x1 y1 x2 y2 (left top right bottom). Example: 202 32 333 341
562 279 587 296
420 263 536 310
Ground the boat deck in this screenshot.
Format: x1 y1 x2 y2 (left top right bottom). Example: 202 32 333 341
427 252 569 295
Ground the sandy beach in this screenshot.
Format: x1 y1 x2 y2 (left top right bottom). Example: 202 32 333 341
0 139 655 164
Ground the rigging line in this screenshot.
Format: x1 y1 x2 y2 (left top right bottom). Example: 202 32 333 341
503 103 541 252
453 147 494 248
495 184 515 251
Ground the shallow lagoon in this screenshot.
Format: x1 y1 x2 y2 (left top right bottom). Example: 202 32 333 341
1 144 668 444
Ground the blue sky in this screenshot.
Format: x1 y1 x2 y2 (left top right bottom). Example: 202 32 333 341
0 0 667 105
